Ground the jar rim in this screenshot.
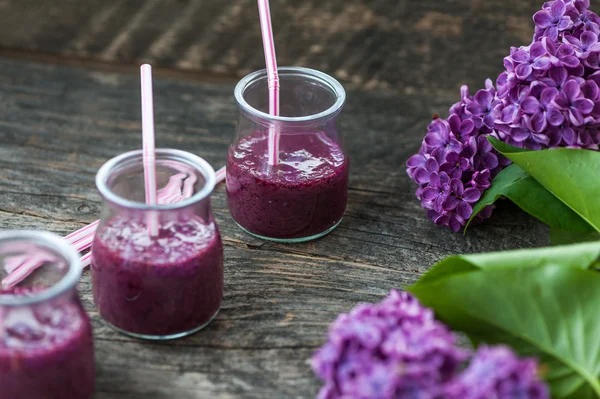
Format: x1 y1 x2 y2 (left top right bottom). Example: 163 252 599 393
0 231 81 306
234 66 346 124
96 149 216 211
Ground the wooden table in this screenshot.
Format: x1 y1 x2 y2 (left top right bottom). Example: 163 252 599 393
0 0 550 397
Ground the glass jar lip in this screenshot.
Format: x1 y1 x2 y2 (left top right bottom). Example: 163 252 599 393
234 66 346 124
0 231 81 306
96 149 216 211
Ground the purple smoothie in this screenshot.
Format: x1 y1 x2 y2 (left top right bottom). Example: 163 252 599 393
226 131 349 240
0 287 95 399
91 217 223 337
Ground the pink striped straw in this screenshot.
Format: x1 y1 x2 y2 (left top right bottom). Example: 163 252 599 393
140 64 159 237
215 166 226 184
257 0 280 166
2 254 56 290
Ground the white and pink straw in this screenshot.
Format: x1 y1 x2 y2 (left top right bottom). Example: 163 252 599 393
140 64 159 237
257 0 281 166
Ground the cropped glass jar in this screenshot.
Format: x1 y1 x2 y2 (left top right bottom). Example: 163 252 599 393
227 67 349 242
0 231 95 399
91 149 224 340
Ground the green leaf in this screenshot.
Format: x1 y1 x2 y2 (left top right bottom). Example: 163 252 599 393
467 164 593 233
550 229 600 246
489 137 600 233
410 262 600 398
415 240 600 286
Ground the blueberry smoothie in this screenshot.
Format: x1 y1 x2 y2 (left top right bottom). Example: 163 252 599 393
0 288 95 399
226 131 349 240
91 217 223 338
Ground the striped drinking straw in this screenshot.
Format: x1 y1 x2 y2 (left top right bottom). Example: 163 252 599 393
140 64 159 237
257 0 281 166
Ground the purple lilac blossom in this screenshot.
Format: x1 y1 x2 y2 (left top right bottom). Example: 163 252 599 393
313 293 550 399
407 0 600 232
311 290 469 399
444 345 550 399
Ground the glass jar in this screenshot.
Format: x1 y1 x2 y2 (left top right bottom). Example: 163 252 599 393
0 231 95 399
227 67 349 242
91 149 224 340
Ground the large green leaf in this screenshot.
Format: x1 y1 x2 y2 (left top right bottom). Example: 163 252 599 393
467 164 593 233
410 242 600 398
415 240 600 286
489 137 600 233
410 264 600 398
550 229 600 246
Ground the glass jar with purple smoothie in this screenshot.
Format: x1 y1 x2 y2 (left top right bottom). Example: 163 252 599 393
227 67 349 242
91 149 224 340
0 231 95 399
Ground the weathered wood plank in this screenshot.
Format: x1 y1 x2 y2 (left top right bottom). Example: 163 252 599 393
0 0 543 94
0 56 549 397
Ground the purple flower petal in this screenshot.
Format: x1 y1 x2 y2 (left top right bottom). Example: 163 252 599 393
530 112 548 133
546 26 560 41
532 55 552 70
563 80 582 101
569 108 585 125
474 89 493 108
449 178 464 195
515 63 533 80
406 154 426 168
534 10 554 29
573 98 595 113
463 188 482 203
421 187 440 201
512 50 530 64
551 0 566 19
448 216 463 232
582 80 600 100
460 119 475 136
541 87 559 106
425 157 439 173
549 66 569 86
530 42 547 59
466 102 483 116
556 43 574 57
558 16 573 30
456 201 473 220
581 31 598 49
511 127 531 142
482 152 499 170
521 96 541 114
429 172 441 187
442 195 459 212
414 168 431 185
546 107 565 126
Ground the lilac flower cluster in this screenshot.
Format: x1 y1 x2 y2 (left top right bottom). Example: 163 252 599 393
445 346 549 399
311 291 548 399
407 0 600 232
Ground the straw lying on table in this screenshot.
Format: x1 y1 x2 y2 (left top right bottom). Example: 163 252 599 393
1 174 197 288
257 0 281 166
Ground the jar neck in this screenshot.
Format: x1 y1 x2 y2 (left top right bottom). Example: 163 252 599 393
96 149 216 214
235 67 346 129
0 231 80 306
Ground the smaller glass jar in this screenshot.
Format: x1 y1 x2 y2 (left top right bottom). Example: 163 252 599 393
91 149 224 340
0 231 95 399
227 67 349 242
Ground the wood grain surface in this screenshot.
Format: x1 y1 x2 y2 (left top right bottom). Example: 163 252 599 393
0 0 542 94
0 54 549 398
